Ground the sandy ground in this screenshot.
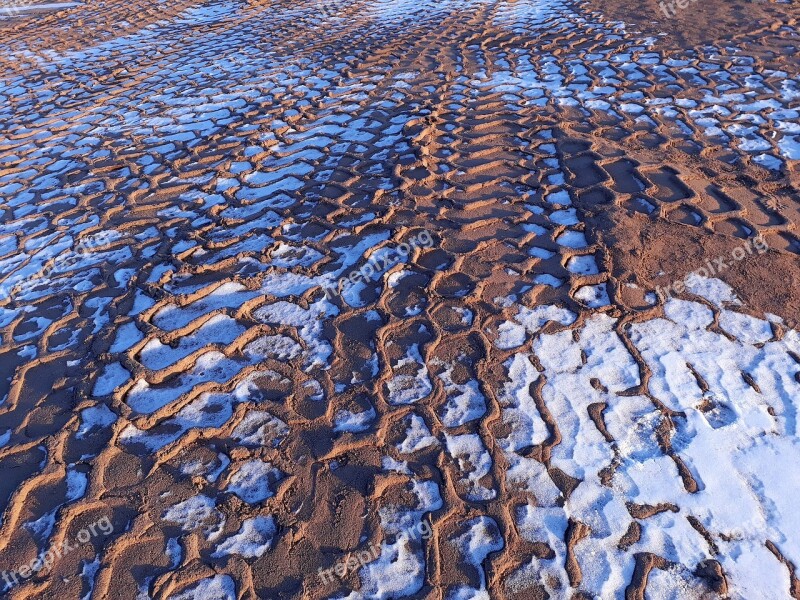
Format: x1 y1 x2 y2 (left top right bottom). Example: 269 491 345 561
0 0 799 599
595 0 796 49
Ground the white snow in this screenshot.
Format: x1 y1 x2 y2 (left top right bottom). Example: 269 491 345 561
224 459 283 504
212 516 276 558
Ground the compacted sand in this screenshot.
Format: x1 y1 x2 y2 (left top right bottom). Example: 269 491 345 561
0 0 799 598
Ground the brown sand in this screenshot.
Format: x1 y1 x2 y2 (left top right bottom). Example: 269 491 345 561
593 0 797 49
0 0 798 599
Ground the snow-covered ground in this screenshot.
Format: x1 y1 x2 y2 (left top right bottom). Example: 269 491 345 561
0 0 798 598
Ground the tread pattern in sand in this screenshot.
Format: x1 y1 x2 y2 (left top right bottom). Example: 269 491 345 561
0 0 799 598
